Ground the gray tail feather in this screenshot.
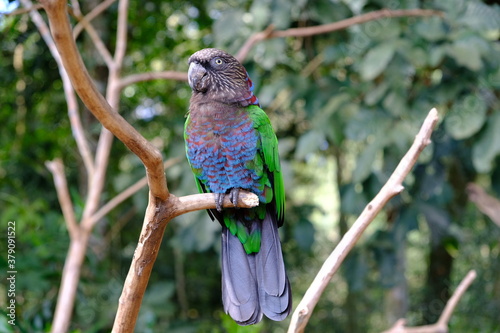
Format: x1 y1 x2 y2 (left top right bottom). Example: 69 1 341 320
256 213 292 321
221 212 291 326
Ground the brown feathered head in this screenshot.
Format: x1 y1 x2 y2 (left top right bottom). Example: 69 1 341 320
188 48 259 106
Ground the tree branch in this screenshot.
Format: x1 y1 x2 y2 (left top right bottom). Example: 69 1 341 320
2 3 43 16
466 183 500 228
68 7 115 69
113 0 128 68
39 0 168 200
382 270 477 333
72 0 117 39
45 159 79 239
287 108 439 333
236 9 443 62
118 71 188 88
89 157 183 228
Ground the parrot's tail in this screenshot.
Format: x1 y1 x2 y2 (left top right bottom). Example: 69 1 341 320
221 212 292 325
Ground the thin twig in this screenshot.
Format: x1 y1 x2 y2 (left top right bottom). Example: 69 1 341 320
236 9 443 62
467 183 500 228
382 270 477 333
73 0 117 39
436 270 477 327
69 0 81 17
89 157 183 227
2 3 43 16
113 0 128 68
287 108 439 333
118 71 188 89
236 24 275 62
45 159 79 239
69 8 115 69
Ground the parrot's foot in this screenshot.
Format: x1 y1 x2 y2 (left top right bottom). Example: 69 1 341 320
229 188 240 209
215 193 225 212
215 188 241 211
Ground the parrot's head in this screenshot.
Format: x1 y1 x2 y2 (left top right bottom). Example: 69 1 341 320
188 48 259 106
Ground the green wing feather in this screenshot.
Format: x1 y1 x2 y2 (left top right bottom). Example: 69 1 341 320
247 105 285 227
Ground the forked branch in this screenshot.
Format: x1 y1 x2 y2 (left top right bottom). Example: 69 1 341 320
382 270 477 333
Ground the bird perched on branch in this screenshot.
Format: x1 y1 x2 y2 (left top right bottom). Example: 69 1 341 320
184 48 291 325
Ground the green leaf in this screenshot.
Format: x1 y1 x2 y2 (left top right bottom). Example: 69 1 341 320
213 9 245 46
415 17 447 41
429 45 447 67
458 2 500 33
364 82 389 106
345 110 391 141
447 40 482 71
294 219 316 250
294 130 325 160
445 94 487 140
360 42 396 81
352 139 383 183
383 91 407 116
472 112 500 173
341 0 367 15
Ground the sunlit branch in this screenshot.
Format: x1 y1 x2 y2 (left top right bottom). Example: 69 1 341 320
45 159 79 239
73 0 118 39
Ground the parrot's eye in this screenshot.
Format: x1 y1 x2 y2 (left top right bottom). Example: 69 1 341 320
213 57 224 66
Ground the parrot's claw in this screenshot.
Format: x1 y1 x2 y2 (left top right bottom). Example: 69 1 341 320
215 193 225 212
229 188 240 208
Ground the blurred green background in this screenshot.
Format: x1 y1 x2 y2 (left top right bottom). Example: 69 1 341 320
1 0 500 332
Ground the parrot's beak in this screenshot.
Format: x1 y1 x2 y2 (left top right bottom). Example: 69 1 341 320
188 62 207 92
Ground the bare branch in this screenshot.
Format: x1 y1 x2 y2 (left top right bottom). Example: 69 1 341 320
288 108 439 333
236 9 443 62
73 0 117 39
114 0 128 68
382 270 477 333
69 8 115 69
69 0 81 17
467 183 500 228
236 24 275 62
172 191 260 217
45 159 79 239
436 270 477 327
2 3 43 16
39 0 168 200
119 71 188 89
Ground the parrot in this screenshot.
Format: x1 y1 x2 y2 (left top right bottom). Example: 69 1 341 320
184 48 292 325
